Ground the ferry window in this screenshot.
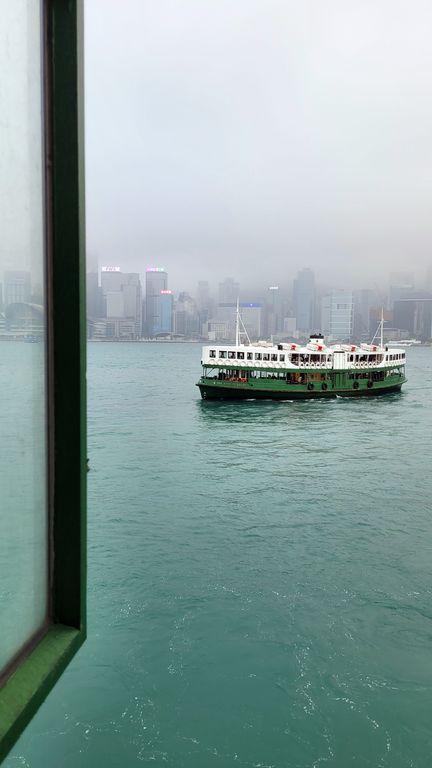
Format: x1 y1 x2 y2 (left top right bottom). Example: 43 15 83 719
209 350 216 358
237 351 245 360
219 350 226 358
255 353 262 360
1 0 48 681
279 354 285 362
271 354 278 361
228 351 236 359
247 352 253 360
0 0 86 760
263 353 270 361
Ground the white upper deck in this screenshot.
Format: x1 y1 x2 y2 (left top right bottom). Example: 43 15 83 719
202 335 406 371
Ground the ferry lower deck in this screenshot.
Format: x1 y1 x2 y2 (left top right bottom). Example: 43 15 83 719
197 366 406 400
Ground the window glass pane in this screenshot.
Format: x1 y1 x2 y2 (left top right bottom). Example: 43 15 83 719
0 0 47 673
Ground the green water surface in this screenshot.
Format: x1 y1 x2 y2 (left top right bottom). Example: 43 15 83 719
7 343 432 767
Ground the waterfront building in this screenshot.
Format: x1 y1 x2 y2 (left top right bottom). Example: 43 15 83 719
197 280 210 310
86 271 100 318
240 303 262 341
283 317 297 336
145 267 168 336
106 291 125 318
353 288 375 341
122 273 142 336
393 296 432 341
3 270 31 307
99 267 142 338
388 272 415 309
100 265 123 294
218 277 239 305
205 319 231 341
159 290 173 334
321 290 354 341
293 268 315 332
265 286 283 337
173 292 199 337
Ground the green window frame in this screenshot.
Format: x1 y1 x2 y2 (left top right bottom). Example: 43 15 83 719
0 1 86 761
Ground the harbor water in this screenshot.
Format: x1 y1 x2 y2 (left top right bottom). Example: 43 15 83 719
7 343 432 767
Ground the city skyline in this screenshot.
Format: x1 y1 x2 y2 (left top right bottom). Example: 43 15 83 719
82 263 432 343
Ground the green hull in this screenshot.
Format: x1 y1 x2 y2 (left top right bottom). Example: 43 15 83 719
197 377 405 401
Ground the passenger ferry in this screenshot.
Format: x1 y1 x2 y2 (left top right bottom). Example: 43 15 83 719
197 307 406 400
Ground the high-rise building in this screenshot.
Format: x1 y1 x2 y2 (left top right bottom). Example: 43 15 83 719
196 280 212 333
388 272 415 309
173 292 199 337
393 297 432 341
265 286 283 337
159 290 173 334
353 288 375 341
86 271 101 318
240 303 262 340
122 273 142 336
100 265 123 294
218 277 239 305
99 266 142 337
4 271 31 306
321 290 354 340
293 269 315 332
197 280 210 310
145 268 168 336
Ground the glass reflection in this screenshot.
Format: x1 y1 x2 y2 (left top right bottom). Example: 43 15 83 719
0 0 48 673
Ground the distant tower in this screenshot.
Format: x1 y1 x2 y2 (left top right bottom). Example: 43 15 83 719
266 286 282 336
321 290 354 341
388 272 415 309
145 268 168 336
196 280 210 311
218 277 239 305
293 268 315 332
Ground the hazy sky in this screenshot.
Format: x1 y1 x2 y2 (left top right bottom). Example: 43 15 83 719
85 0 432 292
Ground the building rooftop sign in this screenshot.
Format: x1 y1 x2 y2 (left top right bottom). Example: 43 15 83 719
101 266 121 272
160 289 172 295
146 267 165 273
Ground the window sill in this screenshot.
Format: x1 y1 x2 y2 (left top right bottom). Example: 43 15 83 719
0 624 85 761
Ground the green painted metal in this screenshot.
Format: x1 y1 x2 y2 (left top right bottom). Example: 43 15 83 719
49 0 86 631
0 627 82 762
198 366 406 400
0 0 86 761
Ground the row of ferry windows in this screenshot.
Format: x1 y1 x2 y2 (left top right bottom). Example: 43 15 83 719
209 349 405 363
209 350 286 362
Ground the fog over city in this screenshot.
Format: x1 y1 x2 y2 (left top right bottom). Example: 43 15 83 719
85 0 432 292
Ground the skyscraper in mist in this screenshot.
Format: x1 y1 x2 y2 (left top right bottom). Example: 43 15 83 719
197 280 210 310
388 272 415 308
265 286 283 337
321 290 354 340
218 277 239 305
145 268 168 336
293 269 315 332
